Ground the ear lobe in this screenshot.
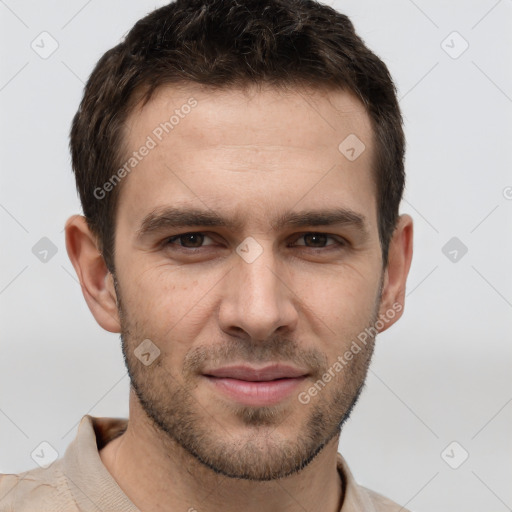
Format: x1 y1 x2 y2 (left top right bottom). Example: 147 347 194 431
65 215 121 333
377 214 413 333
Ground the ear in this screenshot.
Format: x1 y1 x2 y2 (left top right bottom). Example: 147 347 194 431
377 214 413 333
65 215 121 333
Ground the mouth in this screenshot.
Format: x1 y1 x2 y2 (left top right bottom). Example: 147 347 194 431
202 364 309 406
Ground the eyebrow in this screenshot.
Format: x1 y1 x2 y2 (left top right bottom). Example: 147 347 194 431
136 206 369 241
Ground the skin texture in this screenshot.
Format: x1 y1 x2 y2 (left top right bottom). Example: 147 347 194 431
65 84 413 512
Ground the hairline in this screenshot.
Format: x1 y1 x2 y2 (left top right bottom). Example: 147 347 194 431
103 80 387 272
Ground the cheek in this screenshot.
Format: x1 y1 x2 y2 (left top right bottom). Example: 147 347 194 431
289 269 381 371
291 263 380 319
118 262 222 343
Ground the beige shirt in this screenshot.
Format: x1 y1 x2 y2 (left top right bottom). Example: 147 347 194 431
0 416 409 511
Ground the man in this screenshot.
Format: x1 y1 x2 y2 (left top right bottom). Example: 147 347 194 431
0 0 413 510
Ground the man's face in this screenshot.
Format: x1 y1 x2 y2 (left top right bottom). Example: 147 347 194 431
113 84 384 480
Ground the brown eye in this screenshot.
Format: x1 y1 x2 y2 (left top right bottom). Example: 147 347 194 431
304 233 328 247
294 232 343 248
166 232 214 248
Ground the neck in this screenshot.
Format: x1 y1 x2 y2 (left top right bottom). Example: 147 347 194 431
100 392 343 512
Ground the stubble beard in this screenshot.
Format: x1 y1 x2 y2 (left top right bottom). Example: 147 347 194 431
114 277 380 481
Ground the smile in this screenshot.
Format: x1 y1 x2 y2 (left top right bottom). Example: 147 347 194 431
202 364 309 406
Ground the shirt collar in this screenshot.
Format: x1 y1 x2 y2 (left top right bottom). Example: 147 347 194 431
63 415 138 511
63 415 377 512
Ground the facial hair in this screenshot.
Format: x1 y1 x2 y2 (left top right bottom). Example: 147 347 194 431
114 276 381 481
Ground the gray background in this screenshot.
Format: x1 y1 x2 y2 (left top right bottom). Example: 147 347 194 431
1 1 511 510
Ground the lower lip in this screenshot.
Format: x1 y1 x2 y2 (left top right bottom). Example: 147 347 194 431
204 376 306 406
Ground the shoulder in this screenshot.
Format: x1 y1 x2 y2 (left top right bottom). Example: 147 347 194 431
0 460 77 512
362 485 411 512
336 452 410 512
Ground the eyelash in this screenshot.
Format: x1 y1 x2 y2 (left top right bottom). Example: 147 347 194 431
163 232 347 251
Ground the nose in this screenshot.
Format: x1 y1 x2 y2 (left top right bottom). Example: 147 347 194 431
218 243 299 342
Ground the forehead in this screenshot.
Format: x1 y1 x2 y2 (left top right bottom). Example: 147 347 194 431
116 83 376 233
125 83 372 149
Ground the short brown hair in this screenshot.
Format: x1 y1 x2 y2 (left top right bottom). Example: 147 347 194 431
70 0 404 271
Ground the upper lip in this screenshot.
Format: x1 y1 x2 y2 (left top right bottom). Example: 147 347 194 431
204 364 308 381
